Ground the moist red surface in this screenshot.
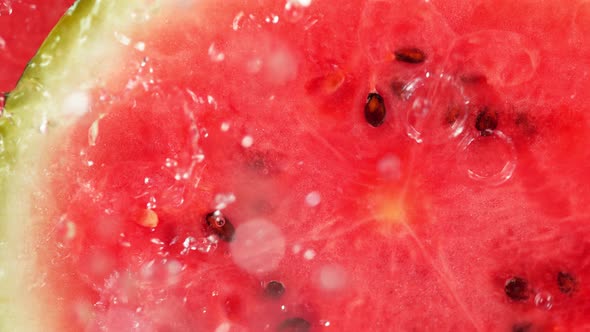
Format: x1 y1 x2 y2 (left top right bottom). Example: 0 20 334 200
35 0 590 331
0 0 74 91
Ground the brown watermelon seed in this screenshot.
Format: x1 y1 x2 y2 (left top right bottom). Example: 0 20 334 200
444 106 464 125
364 92 386 127
265 280 286 299
514 112 536 136
394 47 426 64
557 271 578 295
460 73 487 85
205 210 235 242
277 317 311 332
504 277 530 301
475 107 498 136
512 322 532 332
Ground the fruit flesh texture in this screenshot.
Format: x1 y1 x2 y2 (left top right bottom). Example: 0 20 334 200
3 0 590 331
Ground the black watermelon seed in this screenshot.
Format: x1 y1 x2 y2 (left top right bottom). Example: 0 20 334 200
364 92 386 127
557 271 578 295
512 322 532 332
394 47 427 64
265 280 286 299
277 317 311 332
505 277 530 301
475 107 498 135
205 210 235 242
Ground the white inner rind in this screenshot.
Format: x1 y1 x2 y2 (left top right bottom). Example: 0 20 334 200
0 1 156 330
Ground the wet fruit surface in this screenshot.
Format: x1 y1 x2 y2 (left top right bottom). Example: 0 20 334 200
3 0 590 331
0 0 74 91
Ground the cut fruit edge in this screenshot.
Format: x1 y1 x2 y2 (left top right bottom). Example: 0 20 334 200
0 1 166 329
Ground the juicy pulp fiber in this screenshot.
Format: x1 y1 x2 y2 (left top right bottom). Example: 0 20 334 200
2 0 590 331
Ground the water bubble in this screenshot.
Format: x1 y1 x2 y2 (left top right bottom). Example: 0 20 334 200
181 236 218 255
241 135 254 148
0 1 13 15
146 196 157 209
232 11 245 31
318 264 347 291
303 249 316 260
230 219 286 274
397 74 469 144
114 31 132 46
265 14 280 24
214 192 236 210
208 42 226 62
534 291 553 310
305 191 321 207
165 158 179 168
459 130 517 186
284 0 308 22
88 118 101 146
377 154 401 180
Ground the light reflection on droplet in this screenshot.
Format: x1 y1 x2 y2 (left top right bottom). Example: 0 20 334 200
459 130 517 186
534 291 553 310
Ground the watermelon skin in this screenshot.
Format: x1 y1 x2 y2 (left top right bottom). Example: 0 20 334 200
2 0 590 331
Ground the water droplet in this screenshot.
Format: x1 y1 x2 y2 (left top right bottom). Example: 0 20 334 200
398 74 469 143
0 1 13 16
303 249 316 260
305 191 321 207
241 135 254 148
318 264 347 291
181 236 219 255
320 320 331 327
165 158 179 168
114 31 132 46
460 130 517 186
208 42 226 62
534 291 553 310
504 276 529 301
88 118 101 146
0 36 6 50
377 154 401 180
232 11 245 31
230 219 286 274
214 192 236 210
283 0 307 23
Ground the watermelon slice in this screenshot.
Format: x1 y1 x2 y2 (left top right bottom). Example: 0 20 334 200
1 0 589 331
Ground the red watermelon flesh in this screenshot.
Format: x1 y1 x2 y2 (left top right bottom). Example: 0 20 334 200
7 0 590 331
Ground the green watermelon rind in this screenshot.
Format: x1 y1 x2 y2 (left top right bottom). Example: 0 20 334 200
0 0 146 329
